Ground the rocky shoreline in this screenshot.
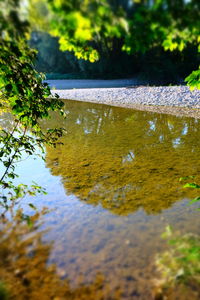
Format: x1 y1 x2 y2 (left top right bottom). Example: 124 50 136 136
52 85 200 118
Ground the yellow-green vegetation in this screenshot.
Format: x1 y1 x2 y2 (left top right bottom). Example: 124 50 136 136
154 227 200 300
38 0 200 87
28 0 200 85
45 101 200 215
46 0 200 58
182 180 200 207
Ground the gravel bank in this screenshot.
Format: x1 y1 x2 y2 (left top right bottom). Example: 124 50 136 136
52 85 200 118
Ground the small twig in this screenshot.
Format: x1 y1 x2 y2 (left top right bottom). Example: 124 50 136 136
0 126 27 182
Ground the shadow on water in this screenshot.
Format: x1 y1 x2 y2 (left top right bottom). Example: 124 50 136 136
0 210 121 300
40 101 200 299
1 100 200 299
46 100 200 215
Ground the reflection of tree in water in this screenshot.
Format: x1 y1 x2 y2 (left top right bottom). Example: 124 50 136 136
46 101 200 215
0 210 120 300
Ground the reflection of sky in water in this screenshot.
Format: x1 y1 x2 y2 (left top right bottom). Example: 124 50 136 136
182 124 188 135
167 121 174 131
84 128 92 134
149 120 156 131
122 151 135 164
173 137 181 147
13 150 200 300
159 134 164 142
1 100 200 299
13 153 67 210
76 118 81 125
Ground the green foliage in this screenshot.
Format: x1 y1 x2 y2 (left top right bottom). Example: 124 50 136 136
30 31 198 82
156 228 200 287
183 178 200 207
43 0 200 87
184 183 200 189
26 0 199 83
0 282 9 300
185 67 200 90
189 197 200 205
0 0 65 214
0 181 47 221
47 0 128 62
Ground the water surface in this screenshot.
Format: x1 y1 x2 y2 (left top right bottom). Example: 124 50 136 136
5 100 200 299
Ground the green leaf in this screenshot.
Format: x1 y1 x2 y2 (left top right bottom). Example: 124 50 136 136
161 225 173 239
184 183 200 189
28 203 37 210
189 197 200 205
179 176 195 182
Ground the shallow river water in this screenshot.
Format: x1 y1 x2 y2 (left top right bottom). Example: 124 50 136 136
6 100 200 299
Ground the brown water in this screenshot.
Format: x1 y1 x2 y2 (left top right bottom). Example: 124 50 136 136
2 100 200 299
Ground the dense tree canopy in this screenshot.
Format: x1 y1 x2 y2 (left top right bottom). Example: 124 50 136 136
28 0 200 86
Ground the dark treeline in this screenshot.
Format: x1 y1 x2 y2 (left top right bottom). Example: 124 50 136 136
29 0 199 83
30 30 198 83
